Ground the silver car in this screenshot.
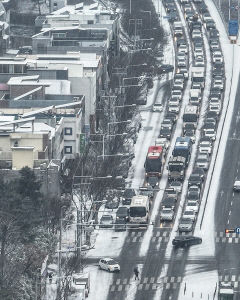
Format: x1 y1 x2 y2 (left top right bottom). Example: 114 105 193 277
160 208 174 221
196 153 210 170
178 218 194 232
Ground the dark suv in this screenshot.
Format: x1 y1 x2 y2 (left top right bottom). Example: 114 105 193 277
116 207 129 222
122 189 135 205
172 236 202 247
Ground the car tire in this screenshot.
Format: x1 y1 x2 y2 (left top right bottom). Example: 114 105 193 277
108 268 111 272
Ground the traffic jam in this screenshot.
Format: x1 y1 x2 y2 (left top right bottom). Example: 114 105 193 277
99 0 225 249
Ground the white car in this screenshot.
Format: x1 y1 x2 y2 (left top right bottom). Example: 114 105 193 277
209 104 221 115
186 201 199 213
199 140 212 154
173 81 184 90
177 58 187 67
170 181 182 193
183 210 196 221
194 49 204 58
179 68 189 79
179 44 188 54
169 98 180 106
177 52 186 60
204 128 216 140
168 104 180 113
188 185 200 196
213 79 224 90
160 208 174 221
171 90 182 100
213 52 223 63
152 103 163 112
196 153 210 170
233 180 240 192
192 29 202 39
99 258 120 272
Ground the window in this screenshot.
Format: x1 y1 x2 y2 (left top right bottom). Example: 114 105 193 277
64 146 72 154
64 128 72 135
87 20 94 25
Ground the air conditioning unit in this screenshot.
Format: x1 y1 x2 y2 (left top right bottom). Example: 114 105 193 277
73 96 80 102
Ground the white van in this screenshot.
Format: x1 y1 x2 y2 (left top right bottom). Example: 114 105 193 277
129 195 150 225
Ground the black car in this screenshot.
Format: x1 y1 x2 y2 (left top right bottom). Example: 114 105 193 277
184 130 195 143
116 206 129 221
115 218 127 232
147 176 159 188
188 173 203 187
159 64 174 73
105 198 120 209
122 188 135 205
213 68 224 77
206 110 219 120
172 236 202 247
187 191 200 202
161 197 177 210
177 38 186 47
183 123 195 133
159 128 172 140
166 112 178 124
192 167 206 179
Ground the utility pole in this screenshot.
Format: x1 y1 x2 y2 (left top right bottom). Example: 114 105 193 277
57 208 63 297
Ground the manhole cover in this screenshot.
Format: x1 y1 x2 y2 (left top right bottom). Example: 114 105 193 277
143 126 153 131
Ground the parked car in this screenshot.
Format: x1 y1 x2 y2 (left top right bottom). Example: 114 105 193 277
100 215 114 228
159 64 174 73
172 235 202 247
99 258 120 272
122 188 135 205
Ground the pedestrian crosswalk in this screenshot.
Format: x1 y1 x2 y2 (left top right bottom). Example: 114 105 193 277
215 232 240 243
110 276 183 292
125 230 171 243
110 274 240 293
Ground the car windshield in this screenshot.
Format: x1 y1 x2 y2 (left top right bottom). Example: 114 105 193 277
180 219 192 224
117 207 128 214
184 211 194 215
190 175 200 180
101 216 112 221
187 202 196 206
107 260 117 265
188 192 199 200
129 207 146 217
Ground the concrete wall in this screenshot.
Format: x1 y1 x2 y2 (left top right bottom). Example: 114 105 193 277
12 147 34 169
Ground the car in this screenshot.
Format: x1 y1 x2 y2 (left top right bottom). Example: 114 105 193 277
178 217 194 232
160 208 174 221
186 201 199 213
159 127 172 140
172 236 202 247
171 90 182 100
194 48 204 58
161 119 173 130
155 137 170 150
188 173 203 187
168 103 180 113
165 187 178 198
185 11 194 21
122 188 135 205
183 3 192 12
177 38 186 47
213 52 223 63
209 103 221 115
209 29 219 39
100 215 114 228
233 180 240 192
213 68 224 77
188 184 200 194
191 82 202 90
115 218 127 231
173 80 184 90
177 57 187 67
206 110 219 120
161 196 177 210
195 153 210 170
206 21 216 30
183 210 196 221
213 79 224 90
192 29 202 39
178 67 188 79
116 206 129 221
178 44 188 54
192 167 205 180
139 186 154 198
203 128 216 140
99 258 120 272
152 102 163 112
147 176 159 188
166 111 178 123
169 180 182 193
183 123 195 133
210 40 220 51
105 198 120 209
199 140 212 154
202 12 211 22
194 57 204 67
187 191 200 202
184 129 196 143
159 64 174 73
